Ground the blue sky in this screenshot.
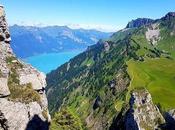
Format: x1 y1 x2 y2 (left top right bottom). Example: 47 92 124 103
0 0 175 32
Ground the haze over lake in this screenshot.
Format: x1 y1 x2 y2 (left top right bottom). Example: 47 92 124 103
24 51 81 73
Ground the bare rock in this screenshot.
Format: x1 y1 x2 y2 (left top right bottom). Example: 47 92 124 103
104 42 110 51
0 98 29 130
28 102 44 121
0 78 10 97
18 64 46 90
0 99 49 130
125 89 165 130
169 109 175 120
145 24 161 45
126 18 154 28
0 5 50 130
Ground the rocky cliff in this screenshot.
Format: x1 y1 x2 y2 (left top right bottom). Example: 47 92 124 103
0 5 50 130
126 89 165 130
126 18 154 28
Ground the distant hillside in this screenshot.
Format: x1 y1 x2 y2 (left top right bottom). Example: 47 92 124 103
46 12 175 130
10 25 112 58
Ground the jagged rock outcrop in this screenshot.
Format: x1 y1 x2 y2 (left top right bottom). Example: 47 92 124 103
17 64 46 90
161 12 175 21
126 18 154 28
0 5 50 130
125 89 165 130
145 23 161 45
103 41 110 51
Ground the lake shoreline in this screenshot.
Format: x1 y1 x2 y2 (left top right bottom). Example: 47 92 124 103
22 51 82 74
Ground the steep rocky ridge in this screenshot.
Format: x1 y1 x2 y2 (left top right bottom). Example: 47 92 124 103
126 18 154 28
0 6 50 130
110 89 165 130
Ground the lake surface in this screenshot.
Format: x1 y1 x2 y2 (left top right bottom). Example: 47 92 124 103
23 51 81 74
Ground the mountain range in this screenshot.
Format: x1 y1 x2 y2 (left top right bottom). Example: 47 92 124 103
1 3 175 130
10 25 112 58
46 12 175 130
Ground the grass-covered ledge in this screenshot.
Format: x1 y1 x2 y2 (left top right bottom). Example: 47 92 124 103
8 83 41 104
7 57 41 104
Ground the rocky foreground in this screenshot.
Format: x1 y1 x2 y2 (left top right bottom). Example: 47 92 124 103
0 5 50 130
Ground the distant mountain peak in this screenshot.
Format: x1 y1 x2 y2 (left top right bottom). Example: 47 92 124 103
126 18 154 28
161 12 175 20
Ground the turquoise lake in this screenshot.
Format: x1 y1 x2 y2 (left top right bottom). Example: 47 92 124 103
23 51 81 74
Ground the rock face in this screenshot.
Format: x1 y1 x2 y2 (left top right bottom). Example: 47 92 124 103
103 42 110 51
0 78 10 97
145 23 160 45
17 64 46 90
161 12 175 21
125 89 165 130
0 6 50 130
126 18 154 28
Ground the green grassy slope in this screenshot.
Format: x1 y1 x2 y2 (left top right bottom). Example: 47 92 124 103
127 58 175 110
47 13 175 129
47 31 132 129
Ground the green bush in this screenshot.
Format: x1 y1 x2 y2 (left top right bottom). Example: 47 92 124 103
6 56 23 69
50 108 83 130
6 56 17 64
8 68 20 85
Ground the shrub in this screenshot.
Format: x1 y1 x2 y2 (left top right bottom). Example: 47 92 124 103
50 108 83 130
6 56 17 64
6 56 23 69
6 56 40 104
8 68 19 85
8 83 41 104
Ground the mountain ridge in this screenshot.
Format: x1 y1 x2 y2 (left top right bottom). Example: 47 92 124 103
10 25 112 58
46 12 175 130
126 18 154 28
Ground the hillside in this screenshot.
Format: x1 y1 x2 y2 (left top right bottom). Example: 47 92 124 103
46 12 175 130
10 25 112 58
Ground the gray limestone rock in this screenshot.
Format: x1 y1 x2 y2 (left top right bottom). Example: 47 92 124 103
125 89 165 130
0 5 50 130
0 78 10 97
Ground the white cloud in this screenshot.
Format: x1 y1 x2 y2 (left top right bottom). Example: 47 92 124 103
10 21 122 32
